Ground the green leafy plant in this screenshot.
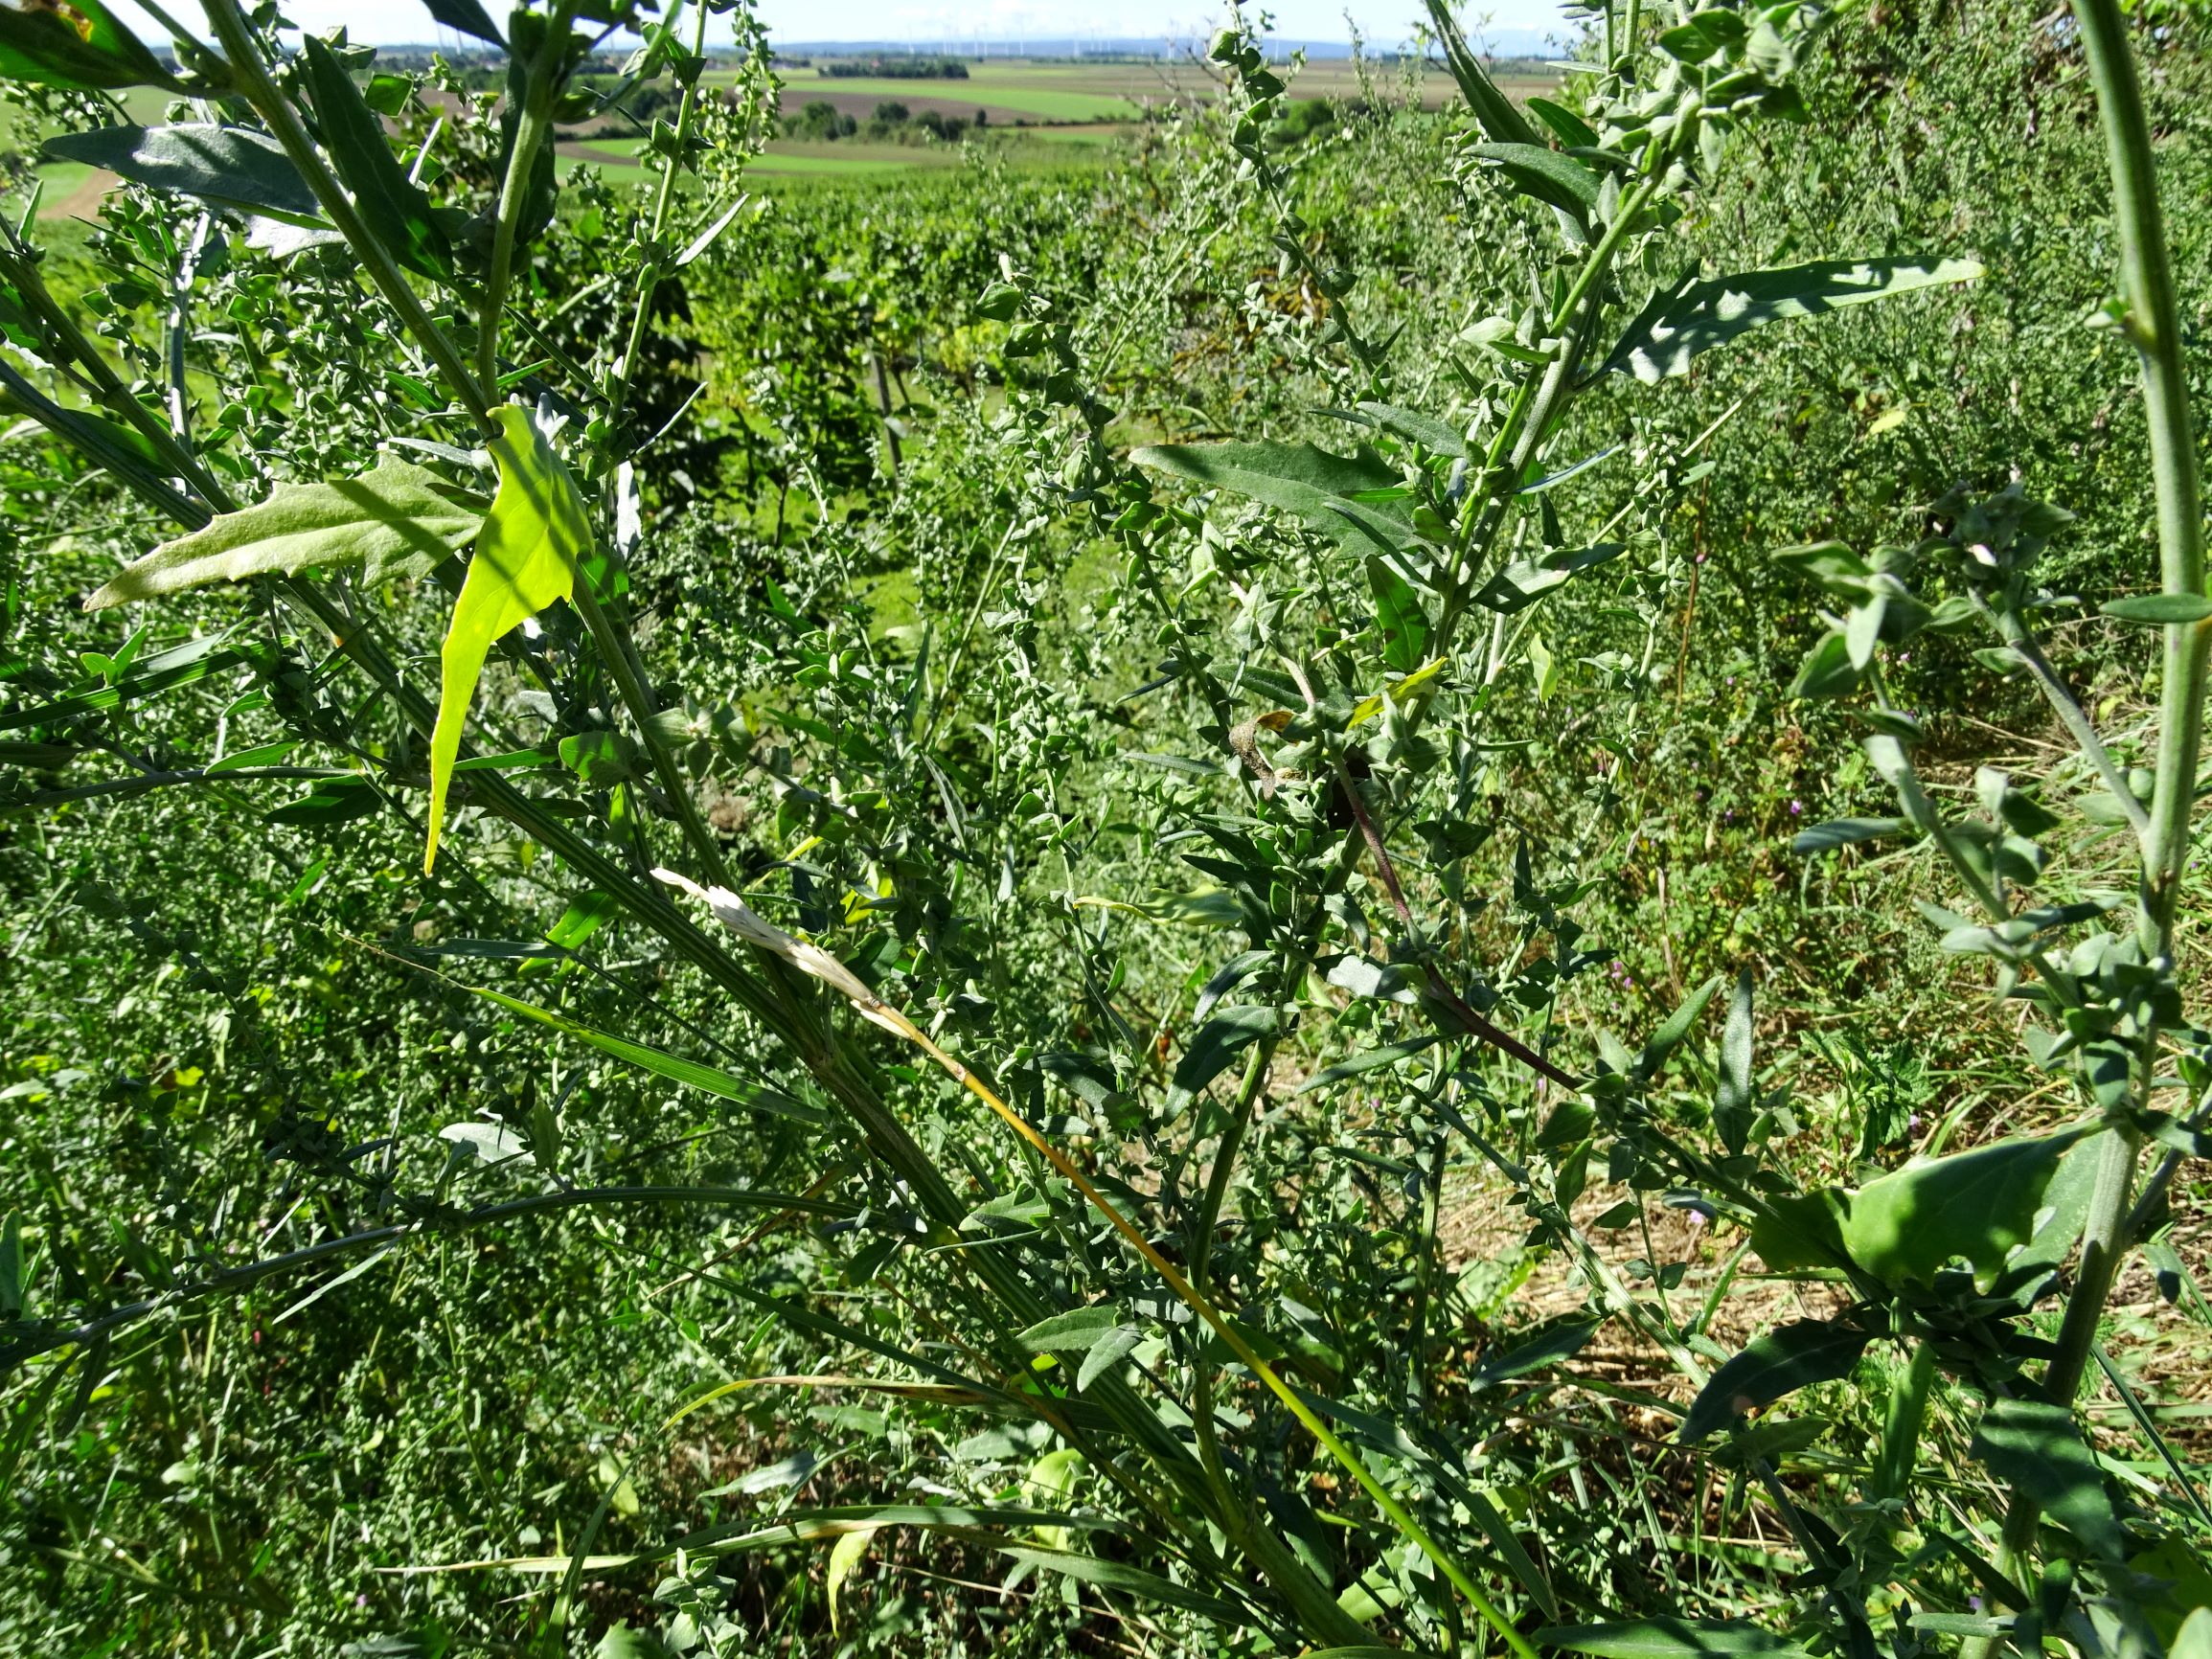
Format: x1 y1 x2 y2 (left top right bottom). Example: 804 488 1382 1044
0 0 2204 1653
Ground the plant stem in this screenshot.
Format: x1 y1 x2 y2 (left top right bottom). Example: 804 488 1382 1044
1981 0 2204 1600
757 935 1540 1659
604 0 713 447
2 1185 827 1369
567 576 735 887
1974 593 2150 840
480 3 573 402
199 0 489 426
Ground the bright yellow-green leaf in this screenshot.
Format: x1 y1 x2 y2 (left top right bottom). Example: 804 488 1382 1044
826 1526 877 1633
424 406 588 872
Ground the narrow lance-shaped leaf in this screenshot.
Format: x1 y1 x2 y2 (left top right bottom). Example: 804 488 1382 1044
0 634 246 732
1420 0 1541 148
425 407 586 871
1637 973 1723 1079
1713 969 1755 1155
43 125 324 226
1793 816 1909 854
1468 141 1603 217
85 461 483 610
1539 1619 1813 1659
0 1212 21 1322
464 985 828 1126
997 1545 1250 1625
1296 1033 1443 1095
422 0 505 46
1015 1306 1126 1351
1347 398 1467 458
1604 259 1984 383
1130 441 1420 552
301 34 452 282
2102 593 2212 625
1165 1006 1277 1115
1471 1313 1604 1386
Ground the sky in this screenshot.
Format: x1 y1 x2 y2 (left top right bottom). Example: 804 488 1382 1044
110 0 1573 54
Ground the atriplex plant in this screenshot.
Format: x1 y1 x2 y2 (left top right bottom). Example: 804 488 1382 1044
0 0 2203 1653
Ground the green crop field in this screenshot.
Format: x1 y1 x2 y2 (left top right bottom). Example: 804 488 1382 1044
749 145 957 175
5 8 2211 1659
772 72 1141 123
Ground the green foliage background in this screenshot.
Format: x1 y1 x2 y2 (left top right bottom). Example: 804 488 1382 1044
1 1 2209 1654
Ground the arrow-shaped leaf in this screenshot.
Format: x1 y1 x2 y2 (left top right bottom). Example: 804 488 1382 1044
1838 1126 2092 1287
1970 1398 2125 1560
86 460 481 610
1604 259 1983 383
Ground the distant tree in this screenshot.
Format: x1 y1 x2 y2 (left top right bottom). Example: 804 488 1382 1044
821 55 969 80
786 99 855 141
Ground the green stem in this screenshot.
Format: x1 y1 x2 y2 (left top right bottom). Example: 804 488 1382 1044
1429 173 1661 671
567 576 735 888
868 1007 1536 1659
1976 593 2150 841
1981 0 2203 1602
1873 1337 1934 1507
604 0 712 447
0 241 236 511
199 0 488 425
2 1185 826 1369
479 3 572 402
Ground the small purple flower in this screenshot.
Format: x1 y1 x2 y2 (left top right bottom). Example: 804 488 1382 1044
1687 1210 1707 1233
1907 1113 1922 1134
1970 1598 1983 1614
1790 799 1803 815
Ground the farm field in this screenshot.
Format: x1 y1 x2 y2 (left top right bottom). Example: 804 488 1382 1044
7 56 1547 215
4 7 2211 1659
754 53 1542 125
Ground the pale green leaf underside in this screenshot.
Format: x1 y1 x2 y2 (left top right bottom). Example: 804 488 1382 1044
86 459 483 611
44 124 324 226
425 405 586 872
1604 258 1984 383
1130 440 1420 551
